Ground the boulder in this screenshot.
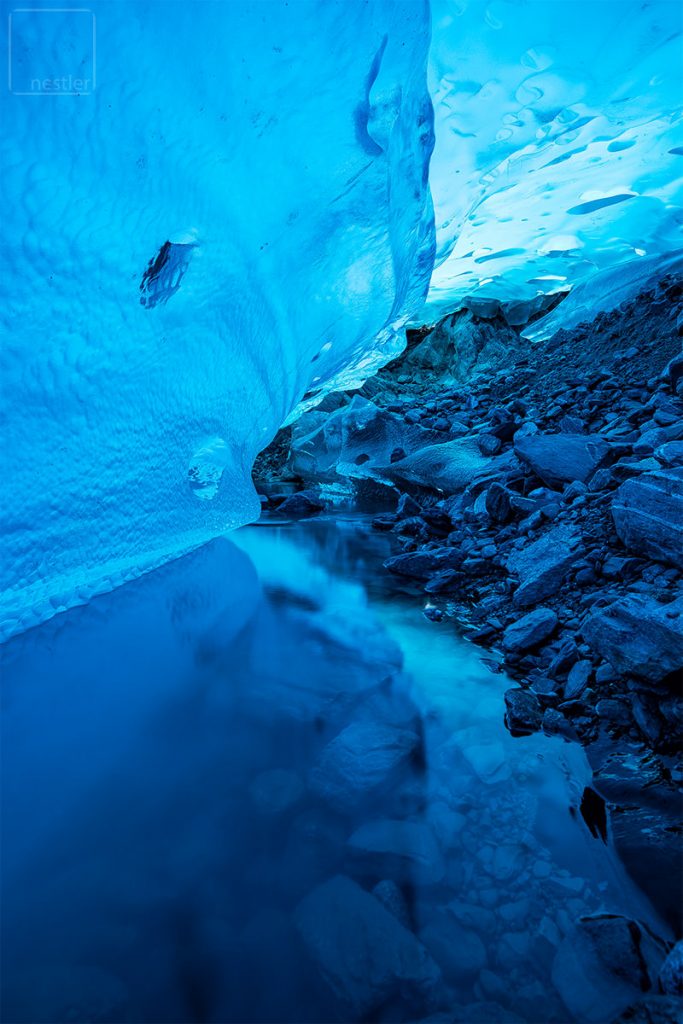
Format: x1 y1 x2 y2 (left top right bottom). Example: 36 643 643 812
295 875 441 1017
514 433 610 488
507 526 581 607
612 468 683 569
582 594 683 682
382 438 489 494
310 722 419 811
503 608 558 653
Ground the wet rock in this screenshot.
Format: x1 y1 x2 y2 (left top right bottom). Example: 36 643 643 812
294 875 441 1017
507 525 581 607
514 433 610 488
310 722 419 811
552 914 668 1023
582 594 683 682
655 440 683 466
385 547 460 579
348 819 444 884
564 659 593 700
277 490 326 517
503 608 558 653
504 688 542 735
659 941 683 995
477 433 502 456
612 468 683 569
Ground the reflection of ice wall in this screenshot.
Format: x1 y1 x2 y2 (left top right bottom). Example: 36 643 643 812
1 1 434 637
426 0 683 319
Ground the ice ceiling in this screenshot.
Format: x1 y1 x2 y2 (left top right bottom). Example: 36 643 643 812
426 0 683 318
1 0 681 635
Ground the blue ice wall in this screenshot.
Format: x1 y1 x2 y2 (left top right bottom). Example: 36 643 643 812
0 1 434 637
425 0 683 318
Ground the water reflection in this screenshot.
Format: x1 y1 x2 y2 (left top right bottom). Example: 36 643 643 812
1 517 668 1023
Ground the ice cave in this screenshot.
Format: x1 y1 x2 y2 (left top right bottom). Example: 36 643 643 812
1 1 682 1022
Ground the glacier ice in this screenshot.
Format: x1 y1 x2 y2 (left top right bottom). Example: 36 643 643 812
425 0 683 320
1 0 434 637
2 0 682 636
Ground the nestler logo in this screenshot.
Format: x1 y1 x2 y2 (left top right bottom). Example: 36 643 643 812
8 8 96 95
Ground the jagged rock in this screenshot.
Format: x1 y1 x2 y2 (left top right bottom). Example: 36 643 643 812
310 722 419 810
485 482 512 522
552 914 668 1023
503 608 558 653
401 309 525 381
655 440 683 466
504 688 542 735
507 525 581 607
294 875 441 1017
348 819 444 884
612 468 683 569
582 594 683 682
514 433 610 488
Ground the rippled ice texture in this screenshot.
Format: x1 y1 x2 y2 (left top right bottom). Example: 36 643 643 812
426 0 683 318
1 1 434 637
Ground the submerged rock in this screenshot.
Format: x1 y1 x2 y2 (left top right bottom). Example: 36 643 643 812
348 819 444 884
612 468 683 569
514 433 610 488
294 875 441 1017
582 594 683 681
310 721 419 811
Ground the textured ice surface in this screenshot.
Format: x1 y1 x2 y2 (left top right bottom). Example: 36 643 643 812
1 1 434 636
3 0 682 634
425 0 683 320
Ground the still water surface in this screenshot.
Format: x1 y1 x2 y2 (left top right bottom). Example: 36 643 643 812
1 516 667 1022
